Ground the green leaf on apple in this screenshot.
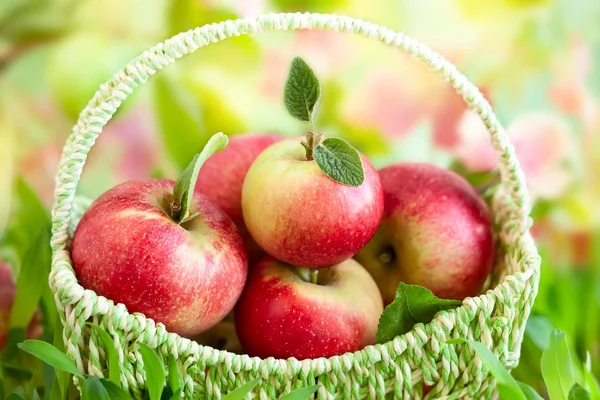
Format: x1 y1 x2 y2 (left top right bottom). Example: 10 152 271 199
376 283 461 344
279 385 319 400
87 323 121 387
222 379 259 400
284 57 321 123
83 377 110 400
313 138 365 187
17 340 84 378
137 343 166 400
448 338 528 400
172 132 229 223
568 384 591 400
541 330 575 400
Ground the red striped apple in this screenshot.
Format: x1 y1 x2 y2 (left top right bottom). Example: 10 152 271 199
242 136 384 268
71 178 248 336
195 133 282 263
355 163 494 304
234 256 383 359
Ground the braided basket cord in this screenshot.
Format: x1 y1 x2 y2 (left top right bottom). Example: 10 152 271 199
48 12 541 399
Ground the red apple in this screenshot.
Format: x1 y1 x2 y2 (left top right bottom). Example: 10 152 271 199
242 137 384 268
71 179 248 337
0 260 16 351
195 133 282 263
235 256 383 359
0 261 43 351
355 163 494 304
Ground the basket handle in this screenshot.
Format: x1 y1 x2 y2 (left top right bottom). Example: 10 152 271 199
49 12 531 255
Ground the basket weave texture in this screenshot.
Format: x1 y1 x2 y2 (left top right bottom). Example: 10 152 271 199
49 12 541 400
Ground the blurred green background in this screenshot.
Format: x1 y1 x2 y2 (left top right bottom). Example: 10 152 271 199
1 0 600 397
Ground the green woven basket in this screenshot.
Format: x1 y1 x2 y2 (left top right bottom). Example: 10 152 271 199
49 12 541 399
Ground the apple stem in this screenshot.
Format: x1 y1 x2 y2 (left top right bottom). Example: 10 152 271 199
310 269 319 285
379 250 394 264
170 201 182 222
301 131 325 161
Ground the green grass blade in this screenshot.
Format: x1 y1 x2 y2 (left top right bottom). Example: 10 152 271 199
82 377 109 400
138 343 165 400
167 354 182 393
101 380 134 400
87 323 121 387
541 330 575 400
17 340 83 378
279 385 319 400
448 339 526 400
222 379 260 400
9 228 51 329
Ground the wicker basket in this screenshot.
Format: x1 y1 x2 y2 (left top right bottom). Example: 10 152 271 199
49 12 541 399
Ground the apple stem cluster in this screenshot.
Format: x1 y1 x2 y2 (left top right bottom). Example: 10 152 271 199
301 131 324 161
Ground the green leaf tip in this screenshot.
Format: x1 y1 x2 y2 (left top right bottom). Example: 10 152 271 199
17 339 84 378
138 342 166 400
541 329 575 400
222 379 260 400
279 385 319 400
313 137 365 187
83 378 110 400
87 323 122 387
376 283 461 344
448 338 529 400
284 56 321 123
172 132 229 223
168 354 183 393
568 384 591 400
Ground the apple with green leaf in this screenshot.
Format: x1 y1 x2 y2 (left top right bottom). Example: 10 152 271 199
242 57 384 271
234 256 383 359
195 133 282 263
355 163 494 304
71 133 248 337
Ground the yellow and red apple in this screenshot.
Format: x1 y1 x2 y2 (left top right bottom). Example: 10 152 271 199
242 137 384 269
356 163 494 304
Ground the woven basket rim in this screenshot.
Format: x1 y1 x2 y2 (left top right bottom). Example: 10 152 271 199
54 253 538 367
48 11 541 379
